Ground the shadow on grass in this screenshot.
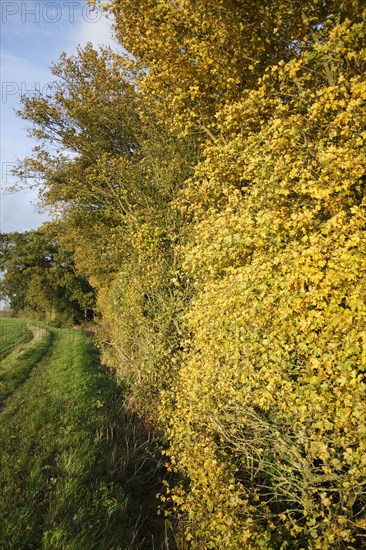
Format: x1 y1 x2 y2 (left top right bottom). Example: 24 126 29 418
0 330 54 407
0 330 178 549
69 342 178 549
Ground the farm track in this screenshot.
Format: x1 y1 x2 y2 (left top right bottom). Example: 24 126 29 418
0 323 53 409
0 320 33 362
0 319 168 549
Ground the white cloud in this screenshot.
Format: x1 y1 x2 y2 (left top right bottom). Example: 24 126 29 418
0 3 122 235
0 189 48 233
70 10 118 51
0 51 53 81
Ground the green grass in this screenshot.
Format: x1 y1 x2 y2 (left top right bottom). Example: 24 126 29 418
0 320 172 549
0 321 51 404
0 318 33 362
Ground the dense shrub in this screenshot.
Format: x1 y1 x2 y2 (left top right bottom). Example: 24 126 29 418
161 14 366 547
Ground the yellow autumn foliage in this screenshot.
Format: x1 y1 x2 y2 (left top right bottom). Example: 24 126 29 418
92 132 198 422
157 13 366 548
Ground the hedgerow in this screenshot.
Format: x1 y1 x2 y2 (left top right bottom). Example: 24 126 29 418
160 13 366 548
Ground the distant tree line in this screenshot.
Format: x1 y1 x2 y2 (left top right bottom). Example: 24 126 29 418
0 227 95 326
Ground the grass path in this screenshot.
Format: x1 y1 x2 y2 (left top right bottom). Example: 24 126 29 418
0 320 170 549
0 323 50 406
0 319 33 362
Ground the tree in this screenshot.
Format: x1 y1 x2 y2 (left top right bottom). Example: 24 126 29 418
0 226 95 325
15 43 199 417
107 0 359 135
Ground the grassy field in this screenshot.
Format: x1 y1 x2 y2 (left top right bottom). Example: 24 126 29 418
0 321 50 405
0 318 33 362
0 319 172 549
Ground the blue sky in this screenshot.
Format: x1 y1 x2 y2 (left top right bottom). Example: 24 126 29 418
1 0 118 233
